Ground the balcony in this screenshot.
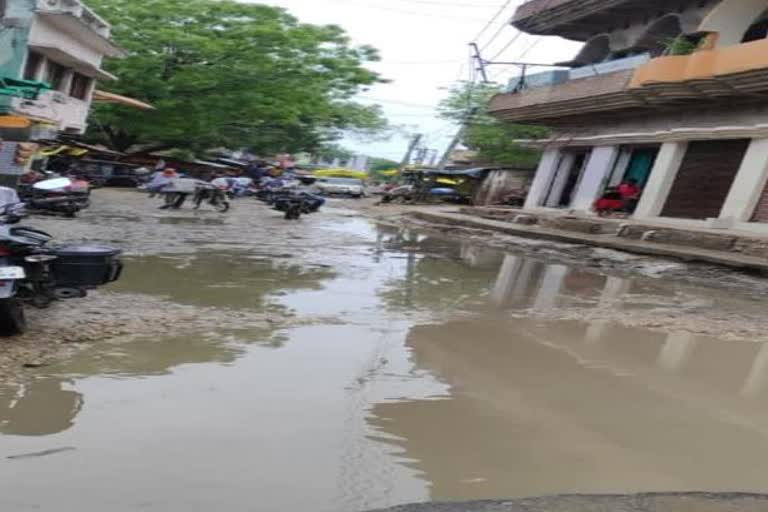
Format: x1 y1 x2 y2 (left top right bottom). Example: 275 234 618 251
11 90 90 133
512 0 681 40
489 39 768 125
629 38 768 96
492 54 648 123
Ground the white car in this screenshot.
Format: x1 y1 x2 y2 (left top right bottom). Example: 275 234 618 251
316 178 365 198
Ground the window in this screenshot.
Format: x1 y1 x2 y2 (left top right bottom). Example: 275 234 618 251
69 72 92 100
23 52 43 81
44 61 67 91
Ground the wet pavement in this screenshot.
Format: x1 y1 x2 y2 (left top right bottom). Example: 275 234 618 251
1 190 768 511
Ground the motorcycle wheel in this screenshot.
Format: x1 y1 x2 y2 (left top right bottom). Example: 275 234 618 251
0 298 26 337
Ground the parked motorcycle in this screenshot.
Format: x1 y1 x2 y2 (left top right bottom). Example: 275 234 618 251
0 202 122 336
18 177 91 218
271 191 325 220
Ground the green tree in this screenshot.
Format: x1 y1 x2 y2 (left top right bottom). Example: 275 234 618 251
438 81 548 167
369 157 399 172
86 0 388 154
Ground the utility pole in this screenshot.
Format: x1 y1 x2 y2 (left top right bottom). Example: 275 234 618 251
469 42 489 84
437 107 478 171
399 133 422 171
414 146 429 166
428 149 438 168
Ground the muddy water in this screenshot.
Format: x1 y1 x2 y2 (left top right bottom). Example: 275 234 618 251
1 191 768 511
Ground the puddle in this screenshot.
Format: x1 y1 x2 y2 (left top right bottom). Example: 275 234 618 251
2 191 768 511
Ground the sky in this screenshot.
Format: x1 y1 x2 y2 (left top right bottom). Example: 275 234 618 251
255 0 581 162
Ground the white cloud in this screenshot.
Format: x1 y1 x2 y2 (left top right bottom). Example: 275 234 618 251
250 0 581 161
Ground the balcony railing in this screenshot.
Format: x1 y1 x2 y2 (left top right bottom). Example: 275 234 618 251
490 38 768 124
507 54 650 93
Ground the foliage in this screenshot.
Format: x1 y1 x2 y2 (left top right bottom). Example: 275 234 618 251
369 157 399 172
665 36 699 56
86 0 388 153
438 81 548 167
314 143 354 163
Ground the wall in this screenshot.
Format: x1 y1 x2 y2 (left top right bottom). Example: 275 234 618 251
473 170 533 206
0 0 36 78
28 17 104 68
549 102 768 146
11 90 89 132
699 0 768 48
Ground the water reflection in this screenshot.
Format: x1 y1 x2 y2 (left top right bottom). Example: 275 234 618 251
111 254 336 309
0 379 83 437
370 314 768 500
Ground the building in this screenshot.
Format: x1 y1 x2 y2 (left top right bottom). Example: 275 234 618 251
0 0 124 138
489 0 768 234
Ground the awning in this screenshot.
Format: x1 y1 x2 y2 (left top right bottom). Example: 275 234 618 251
0 116 32 129
28 45 117 81
93 90 155 110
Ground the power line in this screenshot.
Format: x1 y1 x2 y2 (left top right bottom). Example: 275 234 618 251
326 0 490 21
471 0 515 44
358 96 438 109
382 0 507 7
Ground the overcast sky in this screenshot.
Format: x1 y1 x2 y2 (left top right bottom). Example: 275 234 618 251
255 0 581 162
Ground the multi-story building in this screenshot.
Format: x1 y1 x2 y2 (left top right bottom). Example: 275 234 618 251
489 0 768 233
0 0 124 138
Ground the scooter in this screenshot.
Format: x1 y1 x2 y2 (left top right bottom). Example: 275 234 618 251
0 202 122 336
18 177 91 218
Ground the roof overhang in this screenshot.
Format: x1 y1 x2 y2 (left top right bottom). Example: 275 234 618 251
29 45 117 81
93 90 154 110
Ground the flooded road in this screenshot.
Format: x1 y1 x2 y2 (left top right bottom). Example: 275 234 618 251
1 190 768 511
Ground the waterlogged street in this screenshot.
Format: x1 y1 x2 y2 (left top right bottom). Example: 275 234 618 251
3 191 768 511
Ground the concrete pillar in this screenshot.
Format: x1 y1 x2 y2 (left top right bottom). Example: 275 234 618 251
570 145 620 212
657 332 698 371
609 149 632 187
634 142 688 219
544 153 576 208
524 149 562 209
532 264 568 311
719 138 768 222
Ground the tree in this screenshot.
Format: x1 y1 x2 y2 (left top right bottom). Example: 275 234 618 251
369 157 399 172
438 81 548 167
86 0 388 154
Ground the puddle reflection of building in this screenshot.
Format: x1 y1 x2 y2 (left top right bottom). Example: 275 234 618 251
369 318 768 501
0 379 83 436
490 254 610 310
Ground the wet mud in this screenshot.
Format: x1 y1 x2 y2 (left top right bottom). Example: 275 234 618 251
2 192 768 511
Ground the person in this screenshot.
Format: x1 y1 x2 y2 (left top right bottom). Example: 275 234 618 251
617 178 641 213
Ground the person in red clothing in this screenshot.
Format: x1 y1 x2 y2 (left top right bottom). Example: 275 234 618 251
618 179 640 200
617 178 641 213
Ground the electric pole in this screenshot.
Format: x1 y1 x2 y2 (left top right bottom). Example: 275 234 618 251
399 133 422 171
470 42 490 84
438 107 478 171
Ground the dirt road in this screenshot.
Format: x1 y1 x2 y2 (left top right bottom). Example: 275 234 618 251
2 190 768 511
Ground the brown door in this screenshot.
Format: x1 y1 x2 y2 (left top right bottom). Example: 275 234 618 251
752 184 768 223
661 139 749 220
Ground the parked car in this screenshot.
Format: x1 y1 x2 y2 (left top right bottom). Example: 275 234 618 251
315 178 365 198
